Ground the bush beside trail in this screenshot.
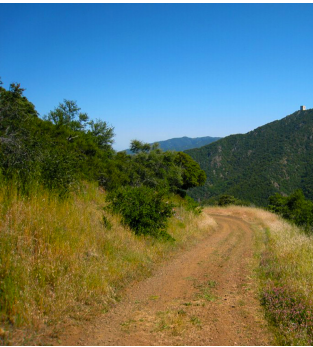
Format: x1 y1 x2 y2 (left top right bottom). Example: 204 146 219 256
105 186 175 240
268 189 313 232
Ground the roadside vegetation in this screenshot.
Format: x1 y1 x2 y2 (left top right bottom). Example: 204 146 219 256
251 207 313 345
255 208 313 345
260 190 313 345
205 205 313 345
268 189 313 232
201 194 251 207
0 182 210 344
0 80 207 344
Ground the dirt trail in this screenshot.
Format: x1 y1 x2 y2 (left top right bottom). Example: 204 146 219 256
61 209 272 346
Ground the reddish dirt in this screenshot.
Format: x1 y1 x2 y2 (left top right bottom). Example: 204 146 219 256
58 208 273 346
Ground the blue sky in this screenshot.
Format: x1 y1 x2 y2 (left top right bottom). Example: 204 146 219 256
1 4 313 151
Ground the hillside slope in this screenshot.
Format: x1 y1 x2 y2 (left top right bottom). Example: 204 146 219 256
126 136 221 153
0 183 208 345
155 136 222 151
186 109 313 206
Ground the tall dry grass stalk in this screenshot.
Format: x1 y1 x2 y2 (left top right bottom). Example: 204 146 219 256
0 183 211 344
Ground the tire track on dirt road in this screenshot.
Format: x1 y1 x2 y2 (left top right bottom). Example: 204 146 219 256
60 210 273 346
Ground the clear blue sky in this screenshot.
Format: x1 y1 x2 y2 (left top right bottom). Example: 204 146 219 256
1 3 313 151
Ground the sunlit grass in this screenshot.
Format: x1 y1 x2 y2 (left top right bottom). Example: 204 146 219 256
254 211 313 345
0 183 211 344
211 205 313 345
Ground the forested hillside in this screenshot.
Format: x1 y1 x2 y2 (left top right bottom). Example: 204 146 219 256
186 109 313 206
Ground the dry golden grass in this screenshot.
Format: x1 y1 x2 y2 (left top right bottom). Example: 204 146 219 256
208 205 313 297
256 211 313 298
0 183 211 344
205 205 313 345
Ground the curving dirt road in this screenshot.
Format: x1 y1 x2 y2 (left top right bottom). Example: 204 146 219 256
61 209 273 346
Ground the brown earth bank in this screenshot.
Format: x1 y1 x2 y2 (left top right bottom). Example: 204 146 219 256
56 208 273 346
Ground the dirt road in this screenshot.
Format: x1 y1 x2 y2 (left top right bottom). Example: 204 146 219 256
61 209 272 345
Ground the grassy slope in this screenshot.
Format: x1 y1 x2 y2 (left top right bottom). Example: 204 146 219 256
2 188 313 345
210 206 313 345
0 183 211 345
254 208 313 345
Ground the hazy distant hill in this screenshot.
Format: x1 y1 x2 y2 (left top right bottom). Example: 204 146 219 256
126 136 221 153
186 109 313 206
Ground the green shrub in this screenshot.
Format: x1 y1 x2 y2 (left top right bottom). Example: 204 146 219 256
40 148 79 197
217 194 240 206
268 190 313 232
184 196 203 215
105 186 175 239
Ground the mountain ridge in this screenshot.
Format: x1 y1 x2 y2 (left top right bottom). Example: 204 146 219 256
186 109 313 206
125 135 221 153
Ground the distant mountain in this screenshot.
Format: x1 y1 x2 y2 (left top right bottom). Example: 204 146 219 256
186 109 313 206
125 136 221 153
155 136 222 151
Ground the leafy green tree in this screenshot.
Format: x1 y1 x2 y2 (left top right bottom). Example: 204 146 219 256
44 99 114 155
0 82 41 193
130 139 152 154
174 152 206 190
102 142 179 191
88 119 114 151
43 99 115 183
0 81 115 194
102 141 206 196
99 151 132 189
0 82 38 134
45 99 89 131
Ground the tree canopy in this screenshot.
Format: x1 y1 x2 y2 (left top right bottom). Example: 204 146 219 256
102 140 206 195
0 82 114 195
0 81 206 201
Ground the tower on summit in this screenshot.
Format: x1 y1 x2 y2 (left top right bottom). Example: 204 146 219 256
300 105 306 111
